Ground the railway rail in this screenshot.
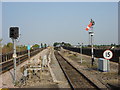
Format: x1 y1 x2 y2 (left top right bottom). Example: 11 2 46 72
0 48 44 74
54 51 99 89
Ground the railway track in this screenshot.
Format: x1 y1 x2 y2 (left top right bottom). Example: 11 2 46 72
54 51 99 89
0 48 44 74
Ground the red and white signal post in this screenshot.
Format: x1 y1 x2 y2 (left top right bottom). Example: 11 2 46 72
85 19 95 66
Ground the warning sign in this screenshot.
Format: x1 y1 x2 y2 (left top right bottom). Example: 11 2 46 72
103 50 113 60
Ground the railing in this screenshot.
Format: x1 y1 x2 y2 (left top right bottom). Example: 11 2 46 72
0 48 45 63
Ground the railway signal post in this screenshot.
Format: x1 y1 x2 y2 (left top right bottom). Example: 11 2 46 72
89 30 94 66
85 19 95 66
9 27 19 85
12 39 17 84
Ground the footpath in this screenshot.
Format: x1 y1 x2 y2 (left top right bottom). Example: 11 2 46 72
48 47 70 88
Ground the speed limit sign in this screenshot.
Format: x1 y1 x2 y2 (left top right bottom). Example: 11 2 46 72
103 50 113 60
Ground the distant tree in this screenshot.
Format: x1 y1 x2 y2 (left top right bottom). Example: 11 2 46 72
2 42 13 53
44 43 47 48
53 42 60 47
7 42 13 48
2 45 8 53
53 42 71 47
0 39 2 49
16 45 27 51
0 39 2 43
32 44 39 49
41 43 43 48
111 43 116 46
2 42 28 54
64 43 71 47
61 42 65 46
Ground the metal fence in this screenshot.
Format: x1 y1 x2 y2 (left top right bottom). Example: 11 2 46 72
63 46 120 63
0 48 44 63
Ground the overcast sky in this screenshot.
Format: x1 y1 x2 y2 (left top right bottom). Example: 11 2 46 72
1 1 118 46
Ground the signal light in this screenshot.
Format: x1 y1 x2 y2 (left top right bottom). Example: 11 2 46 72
10 27 19 39
90 19 95 26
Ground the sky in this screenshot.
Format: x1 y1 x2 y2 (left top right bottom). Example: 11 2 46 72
0 2 2 39
118 2 120 45
2 1 118 46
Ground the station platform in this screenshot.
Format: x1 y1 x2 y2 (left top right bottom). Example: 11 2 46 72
0 47 70 88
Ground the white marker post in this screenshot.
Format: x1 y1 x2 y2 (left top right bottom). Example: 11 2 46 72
27 45 31 63
103 50 113 72
78 43 82 63
12 39 17 84
80 43 83 63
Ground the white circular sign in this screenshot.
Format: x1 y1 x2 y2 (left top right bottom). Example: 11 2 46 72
103 50 113 60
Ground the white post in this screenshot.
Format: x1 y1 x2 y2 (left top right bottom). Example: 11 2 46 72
89 28 94 66
107 59 110 72
80 43 83 63
28 49 30 63
91 34 94 66
18 45 20 65
13 39 17 84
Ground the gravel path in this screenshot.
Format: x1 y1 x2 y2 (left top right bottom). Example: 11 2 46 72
18 47 70 88
0 49 48 88
21 67 59 88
